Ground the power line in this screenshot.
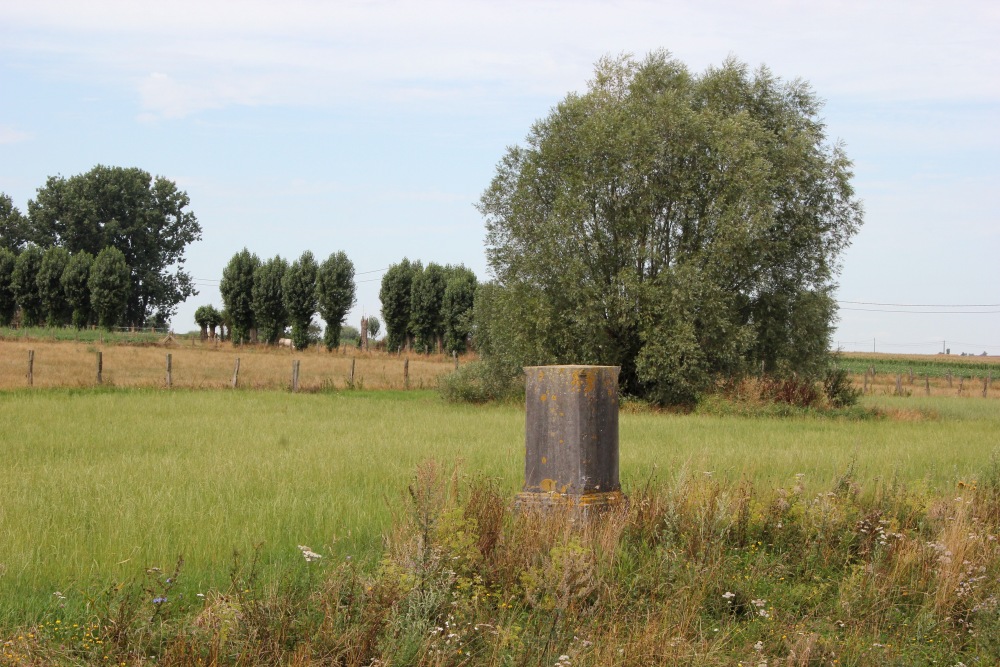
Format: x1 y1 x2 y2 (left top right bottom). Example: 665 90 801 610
838 300 1000 307
843 310 1000 316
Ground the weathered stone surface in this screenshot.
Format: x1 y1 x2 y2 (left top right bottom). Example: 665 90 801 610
518 365 623 509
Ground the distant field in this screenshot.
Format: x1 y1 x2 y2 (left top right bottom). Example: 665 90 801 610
2 387 999 627
0 335 455 390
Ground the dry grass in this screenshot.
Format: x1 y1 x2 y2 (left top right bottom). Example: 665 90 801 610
0 338 457 390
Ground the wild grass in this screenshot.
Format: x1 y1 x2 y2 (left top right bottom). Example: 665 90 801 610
6 460 1000 665
2 386 1000 633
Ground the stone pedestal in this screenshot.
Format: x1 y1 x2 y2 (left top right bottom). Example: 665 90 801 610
517 365 625 509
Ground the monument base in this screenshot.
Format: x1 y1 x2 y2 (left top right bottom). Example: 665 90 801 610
515 490 627 513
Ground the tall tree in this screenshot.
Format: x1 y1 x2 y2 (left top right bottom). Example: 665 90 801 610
26 165 202 325
37 246 71 326
61 251 94 328
478 52 863 405
0 193 29 253
0 248 17 325
252 256 288 345
11 245 44 326
442 265 478 354
89 246 130 330
379 258 421 352
409 263 447 353
220 248 260 345
282 251 318 350
315 251 356 351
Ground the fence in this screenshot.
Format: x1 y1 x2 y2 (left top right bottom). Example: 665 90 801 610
0 340 456 391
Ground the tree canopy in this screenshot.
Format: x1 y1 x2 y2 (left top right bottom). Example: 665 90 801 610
315 251 356 351
379 258 421 352
477 52 863 404
220 248 260 345
282 251 318 350
25 165 202 326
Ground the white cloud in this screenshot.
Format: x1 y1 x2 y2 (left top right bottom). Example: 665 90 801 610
3 0 999 119
0 125 30 144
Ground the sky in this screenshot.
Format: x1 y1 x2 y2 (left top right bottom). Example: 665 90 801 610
1 0 997 355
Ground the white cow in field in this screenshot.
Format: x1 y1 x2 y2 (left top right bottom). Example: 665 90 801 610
278 338 296 349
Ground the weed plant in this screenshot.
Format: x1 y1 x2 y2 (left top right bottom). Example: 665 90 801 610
6 461 1000 665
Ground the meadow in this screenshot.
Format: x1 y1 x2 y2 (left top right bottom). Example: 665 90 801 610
3 339 1000 664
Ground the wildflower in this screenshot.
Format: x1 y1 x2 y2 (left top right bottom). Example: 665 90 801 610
298 545 322 562
754 641 763 651
152 596 167 604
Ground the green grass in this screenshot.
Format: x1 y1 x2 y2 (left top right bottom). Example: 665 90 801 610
1 388 999 629
0 325 170 345
838 352 998 378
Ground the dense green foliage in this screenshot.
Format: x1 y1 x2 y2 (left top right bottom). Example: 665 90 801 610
379 258 420 351
24 165 202 325
0 193 28 253
282 251 318 350
442 265 477 353
315 251 356 351
11 245 44 326
478 52 863 405
0 248 17 325
219 249 260 345
60 250 93 328
36 246 71 326
193 304 223 339
409 262 447 352
251 256 288 345
89 246 131 329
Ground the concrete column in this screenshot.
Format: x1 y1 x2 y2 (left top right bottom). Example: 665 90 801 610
517 365 624 509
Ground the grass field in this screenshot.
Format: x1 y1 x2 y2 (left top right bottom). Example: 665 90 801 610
2 386 999 627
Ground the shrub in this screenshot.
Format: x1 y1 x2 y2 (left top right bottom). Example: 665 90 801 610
824 366 862 407
437 360 523 404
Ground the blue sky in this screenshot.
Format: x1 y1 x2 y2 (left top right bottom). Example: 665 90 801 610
1 0 997 354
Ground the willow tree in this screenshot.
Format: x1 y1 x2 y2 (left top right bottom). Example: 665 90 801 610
478 52 863 405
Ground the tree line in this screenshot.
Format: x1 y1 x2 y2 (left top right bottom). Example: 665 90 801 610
0 165 202 329
378 259 477 354
210 249 357 351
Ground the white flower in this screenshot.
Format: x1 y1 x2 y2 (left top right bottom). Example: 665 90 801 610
722 591 735 600
298 545 322 562
754 640 764 651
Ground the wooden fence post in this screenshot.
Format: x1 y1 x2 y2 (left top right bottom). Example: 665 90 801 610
947 371 953 388
291 360 300 392
958 376 964 394
27 350 33 386
350 358 356 386
403 357 409 389
96 351 103 385
908 368 914 384
925 374 930 396
984 376 989 398
166 353 172 388
231 358 240 388
895 374 902 396
863 370 869 394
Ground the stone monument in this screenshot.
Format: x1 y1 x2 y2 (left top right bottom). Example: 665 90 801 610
517 365 625 510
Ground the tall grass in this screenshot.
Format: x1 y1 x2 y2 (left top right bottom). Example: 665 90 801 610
2 388 1000 630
